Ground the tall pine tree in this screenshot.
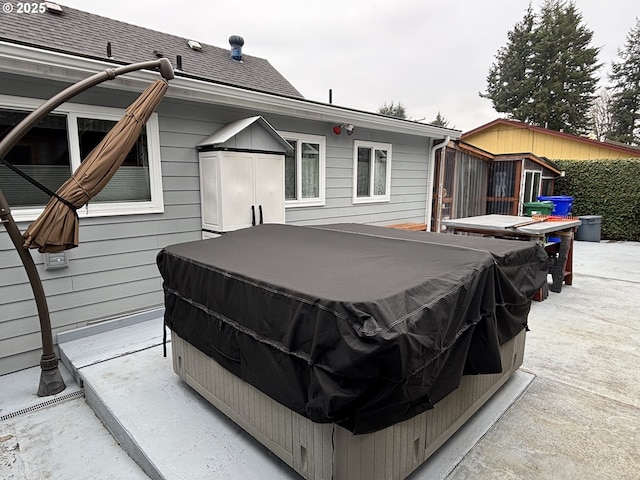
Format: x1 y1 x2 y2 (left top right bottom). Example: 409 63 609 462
481 5 536 120
378 101 407 119
482 0 600 135
608 18 640 145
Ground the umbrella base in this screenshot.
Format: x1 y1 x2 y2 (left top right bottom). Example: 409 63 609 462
37 354 66 397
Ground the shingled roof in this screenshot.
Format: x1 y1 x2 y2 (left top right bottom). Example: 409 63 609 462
0 1 303 98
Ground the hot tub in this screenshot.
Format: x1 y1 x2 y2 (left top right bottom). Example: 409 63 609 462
157 223 546 479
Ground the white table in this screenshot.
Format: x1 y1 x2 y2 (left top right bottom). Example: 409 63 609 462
441 214 581 241
442 214 582 297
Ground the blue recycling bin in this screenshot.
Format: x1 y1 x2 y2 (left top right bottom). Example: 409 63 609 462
537 196 574 216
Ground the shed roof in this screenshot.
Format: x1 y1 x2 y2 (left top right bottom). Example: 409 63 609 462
0 2 302 98
196 116 293 152
462 118 640 158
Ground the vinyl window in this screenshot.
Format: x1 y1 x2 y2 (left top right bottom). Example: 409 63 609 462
281 132 325 207
0 95 163 222
523 170 542 203
353 141 392 203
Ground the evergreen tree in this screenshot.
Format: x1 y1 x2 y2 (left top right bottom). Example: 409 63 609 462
378 101 407 119
608 18 640 145
481 5 536 120
430 112 451 128
482 0 600 135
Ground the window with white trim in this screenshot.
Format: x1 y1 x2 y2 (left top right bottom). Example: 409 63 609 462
0 94 163 222
281 132 325 207
353 141 392 203
523 170 542 203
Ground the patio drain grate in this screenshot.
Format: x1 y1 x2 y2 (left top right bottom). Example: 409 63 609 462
1 388 85 422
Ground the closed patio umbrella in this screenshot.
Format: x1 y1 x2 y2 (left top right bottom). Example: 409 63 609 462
0 59 173 397
23 78 169 253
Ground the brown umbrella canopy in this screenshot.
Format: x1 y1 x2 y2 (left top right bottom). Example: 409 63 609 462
23 79 168 253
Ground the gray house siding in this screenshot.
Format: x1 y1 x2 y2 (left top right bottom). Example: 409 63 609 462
286 138 431 226
0 84 203 374
240 112 432 227
0 78 441 374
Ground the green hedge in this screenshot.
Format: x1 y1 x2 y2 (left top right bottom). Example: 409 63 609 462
553 159 640 241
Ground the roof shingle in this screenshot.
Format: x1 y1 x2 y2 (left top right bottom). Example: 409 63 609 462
0 1 303 98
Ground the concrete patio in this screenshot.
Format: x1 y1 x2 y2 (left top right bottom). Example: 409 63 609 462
1 240 638 479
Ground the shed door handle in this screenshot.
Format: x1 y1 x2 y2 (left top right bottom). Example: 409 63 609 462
251 205 256 226
259 205 264 225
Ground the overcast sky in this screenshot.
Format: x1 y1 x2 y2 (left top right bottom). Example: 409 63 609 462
57 0 638 132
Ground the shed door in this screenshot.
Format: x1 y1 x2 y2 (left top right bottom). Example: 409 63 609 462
220 152 255 230
254 154 285 225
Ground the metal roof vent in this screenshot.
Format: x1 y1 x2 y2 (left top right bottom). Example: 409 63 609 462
45 2 62 13
229 35 244 62
187 40 202 51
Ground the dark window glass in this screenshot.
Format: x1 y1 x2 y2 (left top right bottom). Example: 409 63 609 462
0 109 70 207
284 139 297 200
356 147 371 197
524 171 541 203
77 117 151 203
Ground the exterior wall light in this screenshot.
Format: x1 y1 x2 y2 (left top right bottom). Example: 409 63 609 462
333 124 355 135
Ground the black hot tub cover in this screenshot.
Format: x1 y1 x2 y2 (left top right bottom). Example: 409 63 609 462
157 223 547 434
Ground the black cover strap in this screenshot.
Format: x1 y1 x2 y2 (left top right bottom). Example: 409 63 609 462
163 323 167 357
1 157 78 213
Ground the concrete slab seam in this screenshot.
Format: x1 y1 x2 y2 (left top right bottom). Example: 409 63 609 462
72 342 170 376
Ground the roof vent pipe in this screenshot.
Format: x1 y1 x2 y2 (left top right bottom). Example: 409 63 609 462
229 35 245 62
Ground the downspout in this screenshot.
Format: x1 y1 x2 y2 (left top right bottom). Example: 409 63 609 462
518 158 525 216
425 136 450 232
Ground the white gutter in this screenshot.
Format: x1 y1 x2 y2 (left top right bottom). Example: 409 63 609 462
0 41 462 139
425 136 450 231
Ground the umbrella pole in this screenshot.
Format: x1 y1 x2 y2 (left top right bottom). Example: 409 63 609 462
0 190 64 395
0 58 173 395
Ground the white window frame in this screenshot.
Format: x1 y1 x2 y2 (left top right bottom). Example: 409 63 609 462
522 169 542 204
0 94 164 223
352 140 392 204
280 131 325 208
